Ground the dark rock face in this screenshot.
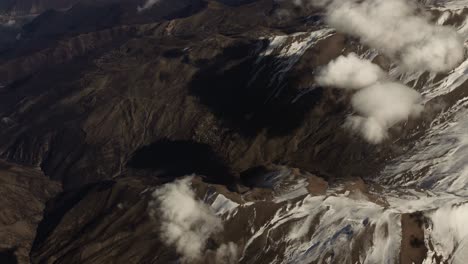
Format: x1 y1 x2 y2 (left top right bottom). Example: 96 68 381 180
0 0 374 190
0 250 17 264
30 177 166 264
127 139 236 184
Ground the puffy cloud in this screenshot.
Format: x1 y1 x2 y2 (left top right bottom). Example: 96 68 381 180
149 177 223 262
311 0 465 72
316 52 386 90
346 82 423 143
399 27 464 72
316 54 423 143
351 83 423 125
311 0 464 142
426 203 468 263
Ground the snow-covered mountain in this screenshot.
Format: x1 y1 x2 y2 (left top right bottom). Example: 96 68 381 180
0 0 467 263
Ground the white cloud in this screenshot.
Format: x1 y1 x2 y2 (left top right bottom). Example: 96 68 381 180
316 54 423 143
312 0 465 72
149 177 223 262
316 52 386 90
137 0 162 12
346 82 423 143
426 202 468 263
6 20 15 26
351 83 423 125
311 0 464 142
344 116 389 144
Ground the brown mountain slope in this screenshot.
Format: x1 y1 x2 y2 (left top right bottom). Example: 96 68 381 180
0 1 454 263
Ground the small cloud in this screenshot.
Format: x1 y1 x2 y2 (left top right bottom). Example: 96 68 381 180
316 52 386 90
6 20 16 26
346 82 423 144
137 0 162 12
148 177 223 262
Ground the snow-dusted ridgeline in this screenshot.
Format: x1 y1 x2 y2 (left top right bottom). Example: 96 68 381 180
243 1 468 261
149 1 468 263
249 29 334 97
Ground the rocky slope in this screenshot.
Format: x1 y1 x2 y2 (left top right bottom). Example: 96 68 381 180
0 160 61 263
0 0 467 263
